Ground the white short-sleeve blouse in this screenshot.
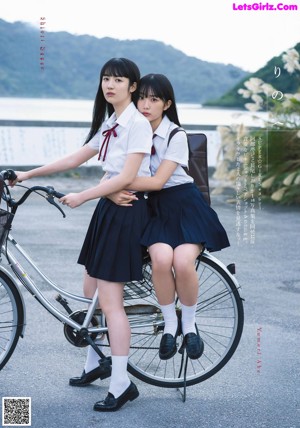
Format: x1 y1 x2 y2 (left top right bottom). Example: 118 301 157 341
151 116 193 188
88 102 152 179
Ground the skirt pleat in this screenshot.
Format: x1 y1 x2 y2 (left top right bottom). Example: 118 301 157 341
78 195 149 282
141 183 230 252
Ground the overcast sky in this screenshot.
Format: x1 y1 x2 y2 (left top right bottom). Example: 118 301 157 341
1 0 300 72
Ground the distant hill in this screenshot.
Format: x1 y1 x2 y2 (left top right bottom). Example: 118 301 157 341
205 42 300 109
0 19 248 103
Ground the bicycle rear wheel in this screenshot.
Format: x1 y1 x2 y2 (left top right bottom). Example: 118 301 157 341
0 271 24 370
126 253 244 388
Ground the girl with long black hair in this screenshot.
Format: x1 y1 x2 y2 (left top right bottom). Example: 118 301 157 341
11 58 153 412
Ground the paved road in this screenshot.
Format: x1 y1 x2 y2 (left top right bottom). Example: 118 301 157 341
1 176 299 428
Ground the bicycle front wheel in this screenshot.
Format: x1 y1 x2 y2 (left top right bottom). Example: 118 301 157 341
0 271 24 370
126 253 244 388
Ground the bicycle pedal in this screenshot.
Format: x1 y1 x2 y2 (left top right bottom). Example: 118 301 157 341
99 367 111 380
98 356 112 379
99 356 112 369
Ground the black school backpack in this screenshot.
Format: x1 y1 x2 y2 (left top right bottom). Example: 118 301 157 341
168 127 211 205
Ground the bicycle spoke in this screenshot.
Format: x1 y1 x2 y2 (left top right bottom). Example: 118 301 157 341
127 255 243 388
0 274 24 369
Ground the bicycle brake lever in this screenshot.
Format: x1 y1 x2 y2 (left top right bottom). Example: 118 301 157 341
46 195 66 218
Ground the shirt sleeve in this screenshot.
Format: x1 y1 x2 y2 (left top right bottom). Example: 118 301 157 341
127 118 153 154
87 131 100 151
164 131 189 167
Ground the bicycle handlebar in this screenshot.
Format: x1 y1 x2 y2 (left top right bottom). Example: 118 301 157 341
0 169 66 217
0 169 18 182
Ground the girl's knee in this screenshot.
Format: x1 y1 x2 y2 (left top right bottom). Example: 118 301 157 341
149 245 173 272
151 253 173 272
173 255 196 276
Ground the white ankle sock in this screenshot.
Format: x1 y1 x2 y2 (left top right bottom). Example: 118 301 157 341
181 303 197 335
84 336 107 373
109 356 131 398
160 302 178 336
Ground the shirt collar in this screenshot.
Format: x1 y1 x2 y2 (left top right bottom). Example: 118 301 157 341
106 102 136 128
154 115 171 139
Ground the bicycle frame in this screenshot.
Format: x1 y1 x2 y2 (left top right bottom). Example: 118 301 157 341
1 229 240 337
1 234 99 332
1 232 167 340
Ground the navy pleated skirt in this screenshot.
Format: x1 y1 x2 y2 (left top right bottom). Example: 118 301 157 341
78 193 149 282
141 183 230 252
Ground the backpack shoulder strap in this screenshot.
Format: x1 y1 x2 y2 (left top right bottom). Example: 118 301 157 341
167 127 190 174
167 127 186 146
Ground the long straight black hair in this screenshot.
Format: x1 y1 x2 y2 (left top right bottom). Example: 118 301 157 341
84 58 141 145
138 74 181 126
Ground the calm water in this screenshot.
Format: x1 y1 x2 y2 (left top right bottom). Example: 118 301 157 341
0 98 268 167
0 97 268 126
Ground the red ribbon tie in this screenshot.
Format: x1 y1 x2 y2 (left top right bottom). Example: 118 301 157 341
98 124 119 161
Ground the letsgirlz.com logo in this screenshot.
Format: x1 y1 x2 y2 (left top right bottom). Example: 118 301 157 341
233 2 298 10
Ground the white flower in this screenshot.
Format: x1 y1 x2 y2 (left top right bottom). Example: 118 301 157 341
260 83 275 96
282 49 300 74
245 102 261 112
237 88 252 99
284 48 300 61
271 187 287 201
284 61 300 73
294 175 300 185
283 171 297 186
244 77 264 93
282 92 300 108
261 175 276 189
251 94 263 105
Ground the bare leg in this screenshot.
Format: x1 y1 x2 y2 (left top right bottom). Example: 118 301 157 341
149 243 176 304
149 243 178 337
97 279 130 398
69 272 109 384
83 270 97 298
173 243 202 335
173 243 201 305
81 271 104 373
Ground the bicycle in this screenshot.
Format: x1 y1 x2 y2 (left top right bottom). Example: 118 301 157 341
0 169 244 401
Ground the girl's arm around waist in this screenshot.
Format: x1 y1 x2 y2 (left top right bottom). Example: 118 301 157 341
60 153 145 208
128 159 178 192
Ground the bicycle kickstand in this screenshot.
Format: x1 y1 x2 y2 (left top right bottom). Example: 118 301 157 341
177 344 189 403
80 329 112 377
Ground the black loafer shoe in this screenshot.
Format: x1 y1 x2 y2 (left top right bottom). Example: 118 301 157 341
159 333 177 360
184 327 204 360
69 359 111 387
93 382 139 412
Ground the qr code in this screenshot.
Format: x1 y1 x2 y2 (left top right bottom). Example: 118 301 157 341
2 397 31 426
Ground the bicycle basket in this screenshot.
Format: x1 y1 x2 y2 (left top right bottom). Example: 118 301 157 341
123 262 153 300
0 208 14 248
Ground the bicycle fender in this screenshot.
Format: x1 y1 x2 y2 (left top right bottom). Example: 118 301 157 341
201 251 242 292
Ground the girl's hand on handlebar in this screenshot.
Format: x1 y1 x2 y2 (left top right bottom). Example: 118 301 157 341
107 190 138 206
59 193 85 209
9 171 29 187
